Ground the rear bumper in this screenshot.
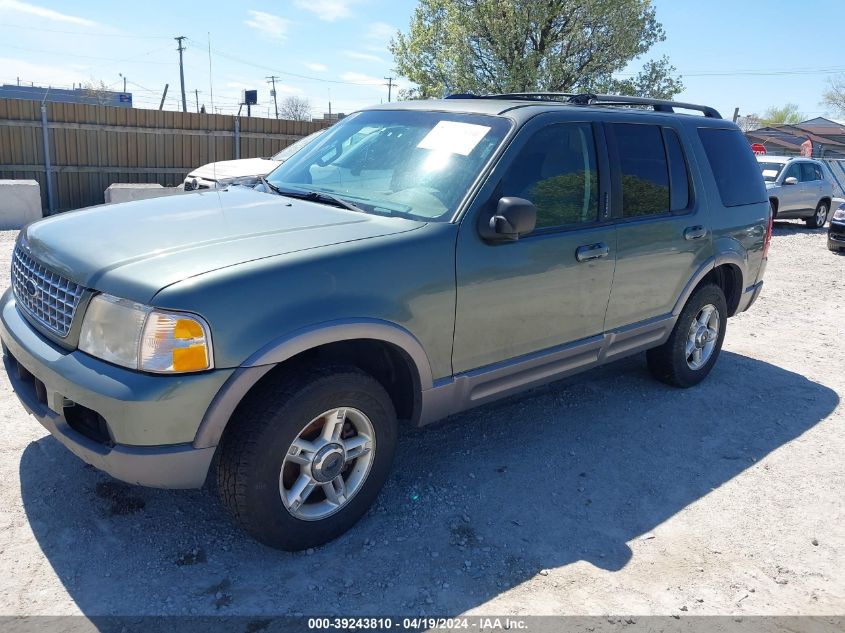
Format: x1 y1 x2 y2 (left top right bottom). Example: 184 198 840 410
737 280 764 314
0 289 233 488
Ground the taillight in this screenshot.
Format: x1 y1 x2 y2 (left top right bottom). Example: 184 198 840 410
763 207 773 258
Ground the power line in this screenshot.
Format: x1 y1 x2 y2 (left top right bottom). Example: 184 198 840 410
0 22 172 39
192 40 386 86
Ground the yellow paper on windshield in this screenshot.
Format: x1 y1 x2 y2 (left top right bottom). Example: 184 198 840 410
417 121 491 156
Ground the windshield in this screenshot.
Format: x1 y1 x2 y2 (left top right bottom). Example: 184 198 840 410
758 161 786 182
266 110 512 221
270 129 327 162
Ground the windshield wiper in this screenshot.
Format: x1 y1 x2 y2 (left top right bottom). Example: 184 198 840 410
271 187 368 214
258 176 283 195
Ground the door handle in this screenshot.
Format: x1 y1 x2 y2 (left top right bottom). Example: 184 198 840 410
575 242 609 262
684 226 707 241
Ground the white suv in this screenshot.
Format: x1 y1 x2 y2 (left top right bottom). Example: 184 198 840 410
757 155 834 228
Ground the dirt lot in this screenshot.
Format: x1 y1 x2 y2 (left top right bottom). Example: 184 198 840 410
0 222 842 618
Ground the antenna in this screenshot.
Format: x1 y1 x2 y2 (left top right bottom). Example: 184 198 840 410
207 32 214 112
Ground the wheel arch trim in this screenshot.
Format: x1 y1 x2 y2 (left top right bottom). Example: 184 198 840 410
193 318 434 449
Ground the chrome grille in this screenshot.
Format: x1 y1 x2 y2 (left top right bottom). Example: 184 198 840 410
11 245 85 338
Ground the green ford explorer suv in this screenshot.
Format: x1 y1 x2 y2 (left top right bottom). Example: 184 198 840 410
0 93 770 550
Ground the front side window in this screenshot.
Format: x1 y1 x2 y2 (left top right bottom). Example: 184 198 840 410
267 110 511 221
611 123 671 217
783 163 800 181
500 123 599 229
800 162 818 182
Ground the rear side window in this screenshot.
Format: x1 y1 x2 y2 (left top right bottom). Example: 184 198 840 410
612 123 670 217
814 164 824 180
698 128 767 207
664 128 690 211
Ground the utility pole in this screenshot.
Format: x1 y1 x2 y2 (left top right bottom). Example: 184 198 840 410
175 36 187 113
384 76 394 102
159 83 169 110
119 73 126 93
266 75 279 119
194 89 201 113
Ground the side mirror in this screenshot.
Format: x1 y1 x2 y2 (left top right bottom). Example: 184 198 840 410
783 176 798 185
483 197 537 241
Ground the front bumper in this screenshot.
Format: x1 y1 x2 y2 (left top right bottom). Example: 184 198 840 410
829 220 845 250
0 289 234 488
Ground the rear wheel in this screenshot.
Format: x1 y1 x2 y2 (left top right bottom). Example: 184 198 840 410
806 201 829 228
216 366 397 550
647 284 727 388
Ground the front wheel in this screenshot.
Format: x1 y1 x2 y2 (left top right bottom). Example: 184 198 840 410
216 366 397 550
647 284 728 388
806 201 829 228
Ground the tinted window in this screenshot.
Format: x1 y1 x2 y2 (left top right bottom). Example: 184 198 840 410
664 128 690 211
783 163 800 181
612 123 670 217
698 128 768 207
814 164 824 180
800 163 817 182
501 123 599 229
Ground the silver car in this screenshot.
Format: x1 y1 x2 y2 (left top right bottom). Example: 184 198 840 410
757 155 833 228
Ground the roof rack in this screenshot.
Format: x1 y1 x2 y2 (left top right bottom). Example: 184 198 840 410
445 92 722 119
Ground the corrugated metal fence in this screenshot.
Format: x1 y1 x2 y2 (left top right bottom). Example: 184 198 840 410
0 98 331 212
821 159 845 199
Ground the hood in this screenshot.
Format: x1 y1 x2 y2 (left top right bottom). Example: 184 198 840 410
187 158 281 181
23 187 425 302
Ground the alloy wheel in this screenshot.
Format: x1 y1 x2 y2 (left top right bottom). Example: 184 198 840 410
685 304 720 370
279 407 375 521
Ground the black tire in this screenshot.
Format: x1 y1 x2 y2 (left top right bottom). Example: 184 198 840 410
216 365 397 551
806 200 829 228
647 284 728 388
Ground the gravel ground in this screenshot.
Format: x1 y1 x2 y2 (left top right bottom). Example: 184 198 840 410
0 222 842 617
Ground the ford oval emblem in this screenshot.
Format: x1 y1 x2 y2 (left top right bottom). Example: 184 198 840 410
24 278 37 297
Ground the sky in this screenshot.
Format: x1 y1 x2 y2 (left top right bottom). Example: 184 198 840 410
0 0 844 120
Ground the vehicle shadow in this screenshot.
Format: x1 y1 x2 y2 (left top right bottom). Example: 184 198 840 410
18 351 838 616
772 220 826 235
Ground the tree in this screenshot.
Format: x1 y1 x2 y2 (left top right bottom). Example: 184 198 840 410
279 96 312 121
80 79 113 106
737 113 762 133
390 0 683 99
823 75 845 116
761 103 804 126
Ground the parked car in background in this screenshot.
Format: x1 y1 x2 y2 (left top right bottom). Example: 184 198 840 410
183 128 326 191
757 155 833 228
828 201 845 251
1 94 770 550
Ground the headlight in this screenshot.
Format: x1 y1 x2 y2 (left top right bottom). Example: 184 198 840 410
79 294 213 373
833 206 845 221
218 175 260 188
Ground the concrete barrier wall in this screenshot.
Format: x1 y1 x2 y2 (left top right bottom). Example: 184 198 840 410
104 184 186 204
0 180 42 229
